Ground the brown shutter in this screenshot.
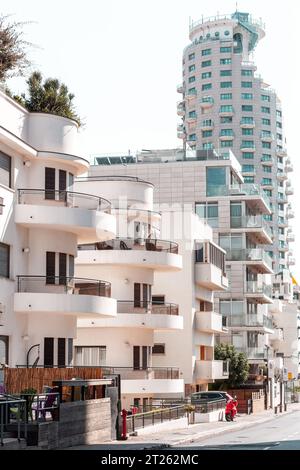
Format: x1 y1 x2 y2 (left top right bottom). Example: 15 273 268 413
133 346 140 370
143 284 148 308
59 253 67 285
46 252 55 284
69 255 74 278
134 283 140 308
57 338 66 367
45 168 55 200
44 337 54 367
142 346 148 370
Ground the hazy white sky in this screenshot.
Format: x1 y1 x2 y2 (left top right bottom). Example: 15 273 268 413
2 0 300 275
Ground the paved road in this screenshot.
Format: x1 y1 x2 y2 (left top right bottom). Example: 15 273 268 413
178 410 300 450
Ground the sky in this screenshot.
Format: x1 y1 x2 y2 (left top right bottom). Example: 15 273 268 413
2 0 300 276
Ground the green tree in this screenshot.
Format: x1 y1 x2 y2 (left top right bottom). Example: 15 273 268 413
0 15 31 83
215 343 249 389
14 71 82 126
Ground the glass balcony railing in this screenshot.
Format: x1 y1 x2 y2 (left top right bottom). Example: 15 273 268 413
225 248 273 269
206 184 271 211
227 314 273 329
246 281 272 298
234 347 268 359
230 215 272 238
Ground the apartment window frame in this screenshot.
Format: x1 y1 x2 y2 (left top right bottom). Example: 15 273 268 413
0 151 12 188
0 243 10 278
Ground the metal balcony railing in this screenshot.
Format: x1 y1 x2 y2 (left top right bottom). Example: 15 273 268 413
16 276 111 297
226 314 273 329
78 238 179 254
17 189 111 213
102 367 180 380
117 301 179 316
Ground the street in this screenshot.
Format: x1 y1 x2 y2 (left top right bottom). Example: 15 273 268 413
178 410 300 450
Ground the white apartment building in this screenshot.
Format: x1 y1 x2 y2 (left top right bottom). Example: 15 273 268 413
87 148 275 378
73 175 228 405
0 90 117 370
177 11 294 274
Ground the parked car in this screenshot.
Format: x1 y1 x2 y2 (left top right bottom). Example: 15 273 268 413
191 391 233 403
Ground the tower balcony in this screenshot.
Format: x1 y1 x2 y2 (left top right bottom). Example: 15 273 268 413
261 133 274 142
240 119 255 129
285 160 293 172
185 89 197 101
287 231 295 243
200 96 214 108
200 120 214 131
287 209 295 219
177 101 185 116
15 189 116 244
14 276 116 318
276 148 288 157
277 171 288 181
77 238 182 271
177 83 184 94
230 215 272 244
287 257 296 266
225 248 273 274
260 156 274 165
245 281 273 304
226 314 274 334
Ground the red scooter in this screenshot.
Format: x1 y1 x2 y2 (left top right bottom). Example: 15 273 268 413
225 397 238 421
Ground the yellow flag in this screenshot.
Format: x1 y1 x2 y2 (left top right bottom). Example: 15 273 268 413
292 275 298 286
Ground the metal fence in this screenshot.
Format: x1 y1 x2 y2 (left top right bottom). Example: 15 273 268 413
126 405 186 433
0 394 27 445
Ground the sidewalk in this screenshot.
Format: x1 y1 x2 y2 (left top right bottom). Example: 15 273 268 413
114 402 300 448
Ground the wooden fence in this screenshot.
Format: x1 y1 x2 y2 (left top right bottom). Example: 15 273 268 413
4 367 104 394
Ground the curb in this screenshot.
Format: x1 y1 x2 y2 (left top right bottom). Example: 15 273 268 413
170 407 298 447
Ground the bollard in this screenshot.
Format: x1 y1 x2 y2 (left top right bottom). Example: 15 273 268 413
284 403 287 412
274 406 278 414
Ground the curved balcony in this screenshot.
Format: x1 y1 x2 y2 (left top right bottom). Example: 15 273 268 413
177 102 185 116
15 189 116 243
187 114 197 124
219 133 234 141
185 89 197 101
200 96 214 108
261 156 274 166
261 133 274 142
14 276 116 318
78 301 183 330
277 171 288 181
195 311 226 334
286 186 294 196
285 160 293 172
102 367 184 395
201 120 213 131
112 207 161 232
77 238 182 271
276 148 287 157
287 231 295 243
240 119 255 129
177 83 184 94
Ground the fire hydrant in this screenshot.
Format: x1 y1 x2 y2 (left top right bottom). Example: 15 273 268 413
121 408 128 440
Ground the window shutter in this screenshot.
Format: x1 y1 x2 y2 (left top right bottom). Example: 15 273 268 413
69 255 74 278
59 170 67 201
59 253 67 285
133 346 140 370
0 243 9 278
45 168 55 200
44 337 54 367
0 151 11 187
67 338 73 366
142 346 148 370
134 283 140 308
46 252 55 284
57 338 66 367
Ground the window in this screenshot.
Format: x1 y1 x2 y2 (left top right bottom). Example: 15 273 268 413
152 344 165 355
220 58 231 65
262 142 271 149
203 142 214 150
220 46 232 53
189 64 195 72
219 234 243 253
241 140 254 148
220 93 232 100
189 110 197 118
188 52 195 60
46 251 56 284
202 83 212 91
264 190 272 197
67 338 73 366
242 165 254 173
263 165 272 173
244 176 254 183
0 336 9 365
44 338 54 367
241 81 252 88
57 338 66 367
262 118 271 125
242 105 253 112
220 81 232 88
202 130 212 138
241 117 254 124
220 129 233 136
220 70 232 76
220 105 233 113
195 242 225 273
195 202 219 228
241 93 253 100
202 71 212 79
277 133 282 140
221 116 232 123
242 128 253 135
188 133 196 141
75 346 106 366
261 130 271 138
276 121 282 128
0 243 9 278
242 152 254 159
202 60 211 67
202 48 211 56
202 119 212 127
241 69 253 76
59 169 66 200
0 152 12 188
206 167 226 196
261 94 270 102
45 167 56 200
221 140 233 147
262 178 272 185
188 87 196 95
262 106 270 113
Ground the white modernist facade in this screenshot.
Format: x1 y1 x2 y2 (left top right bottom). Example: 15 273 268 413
0 90 117 370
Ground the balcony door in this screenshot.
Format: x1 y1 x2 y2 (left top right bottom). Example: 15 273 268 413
134 283 151 308
133 346 149 370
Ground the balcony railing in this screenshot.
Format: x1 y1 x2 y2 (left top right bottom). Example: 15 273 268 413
225 248 273 269
246 281 272 298
117 301 179 316
230 215 272 238
102 367 180 380
226 314 273 329
207 184 271 210
78 238 179 254
235 347 268 359
17 276 111 297
17 189 111 213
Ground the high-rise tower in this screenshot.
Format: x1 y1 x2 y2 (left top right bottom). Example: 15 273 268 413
177 11 294 274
